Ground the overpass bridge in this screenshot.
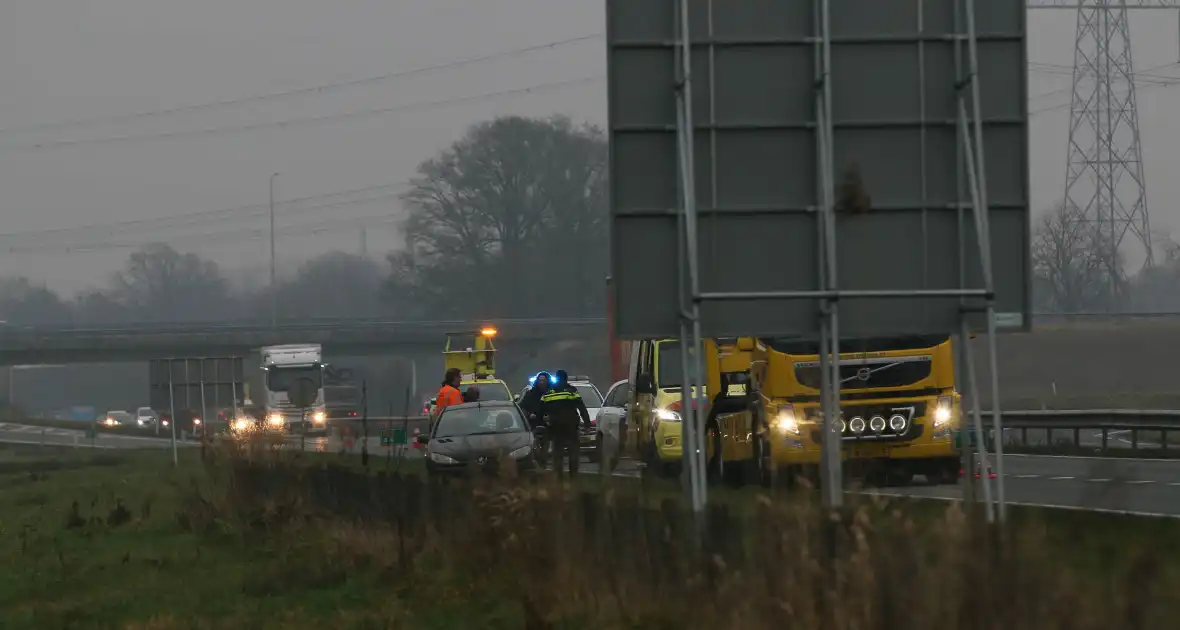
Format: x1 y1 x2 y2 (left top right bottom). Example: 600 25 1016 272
0 311 1174 365
0 318 607 364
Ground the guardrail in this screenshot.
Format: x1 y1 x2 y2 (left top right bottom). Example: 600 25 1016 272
995 409 1180 452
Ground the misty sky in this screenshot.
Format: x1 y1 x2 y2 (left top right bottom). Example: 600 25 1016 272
1 3 1177 294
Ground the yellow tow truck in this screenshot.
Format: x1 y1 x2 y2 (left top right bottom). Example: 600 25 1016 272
428 327 514 421
704 335 962 487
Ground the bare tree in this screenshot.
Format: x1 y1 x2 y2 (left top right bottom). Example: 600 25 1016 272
112 243 229 321
1031 203 1122 312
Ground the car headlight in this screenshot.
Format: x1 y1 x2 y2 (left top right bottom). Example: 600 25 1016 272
509 445 532 459
933 396 954 427
267 414 284 426
313 410 326 423
193 418 201 426
232 418 252 432
429 451 458 464
656 408 681 422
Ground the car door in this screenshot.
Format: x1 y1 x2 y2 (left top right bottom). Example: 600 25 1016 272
596 380 630 443
626 340 656 459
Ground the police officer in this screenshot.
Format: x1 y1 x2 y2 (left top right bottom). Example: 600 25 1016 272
538 369 591 478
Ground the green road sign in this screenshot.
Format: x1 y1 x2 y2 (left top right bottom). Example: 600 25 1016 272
379 428 408 447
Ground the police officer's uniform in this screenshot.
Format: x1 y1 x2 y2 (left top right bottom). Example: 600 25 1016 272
538 376 591 477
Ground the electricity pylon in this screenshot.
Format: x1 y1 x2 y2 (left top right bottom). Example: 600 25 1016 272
1029 0 1179 292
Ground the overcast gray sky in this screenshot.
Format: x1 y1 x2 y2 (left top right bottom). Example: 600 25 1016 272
0 3 1177 294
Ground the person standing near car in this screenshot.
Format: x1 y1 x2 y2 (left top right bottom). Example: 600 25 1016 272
519 372 551 426
433 368 464 422
538 369 591 478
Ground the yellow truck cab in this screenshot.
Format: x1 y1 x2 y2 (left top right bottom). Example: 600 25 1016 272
616 338 704 476
428 327 512 419
704 335 962 487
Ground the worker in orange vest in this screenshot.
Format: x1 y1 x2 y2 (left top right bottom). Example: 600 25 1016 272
433 368 464 422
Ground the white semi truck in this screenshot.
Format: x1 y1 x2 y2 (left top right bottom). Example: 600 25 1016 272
245 344 328 435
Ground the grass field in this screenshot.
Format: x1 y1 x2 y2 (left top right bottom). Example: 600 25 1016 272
3 441 1180 629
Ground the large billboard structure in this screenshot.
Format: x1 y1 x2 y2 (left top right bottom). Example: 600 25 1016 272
607 0 1029 519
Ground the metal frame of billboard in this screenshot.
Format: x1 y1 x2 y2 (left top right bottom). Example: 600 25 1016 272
607 0 1029 521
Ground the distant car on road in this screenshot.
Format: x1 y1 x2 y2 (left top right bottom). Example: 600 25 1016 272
99 410 133 428
135 407 158 428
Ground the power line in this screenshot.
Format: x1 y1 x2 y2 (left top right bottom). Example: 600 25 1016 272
2 209 405 255
0 181 408 243
0 33 603 136
0 75 605 153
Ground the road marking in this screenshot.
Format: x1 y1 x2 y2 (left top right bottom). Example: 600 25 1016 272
1125 480 1155 484
0 437 113 449
1087 478 1112 482
863 490 1180 520
1012 474 1041 478
1007 453 1180 464
1049 476 1075 480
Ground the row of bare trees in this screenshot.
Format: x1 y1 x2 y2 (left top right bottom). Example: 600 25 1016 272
0 114 608 327
1032 203 1180 313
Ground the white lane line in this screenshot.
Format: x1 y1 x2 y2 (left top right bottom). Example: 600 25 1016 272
1126 480 1155 484
1087 478 1112 482
1012 474 1041 478
863 490 1180 520
1049 476 1075 480
0 437 113 449
1169 482 1180 487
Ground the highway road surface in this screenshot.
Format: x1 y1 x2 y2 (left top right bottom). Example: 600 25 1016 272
4 423 1179 516
0 422 198 450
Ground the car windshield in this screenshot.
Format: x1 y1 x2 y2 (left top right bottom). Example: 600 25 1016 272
463 382 512 402
574 384 603 407
435 406 526 438
136 408 154 416
267 366 322 391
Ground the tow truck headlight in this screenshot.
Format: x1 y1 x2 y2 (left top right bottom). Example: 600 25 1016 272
932 396 954 427
772 404 800 435
192 418 201 426
889 414 907 432
656 408 681 422
313 410 326 424
232 418 252 432
429 451 458 464
267 414 284 427
849 416 866 434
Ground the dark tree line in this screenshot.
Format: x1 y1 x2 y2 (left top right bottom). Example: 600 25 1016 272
0 115 609 326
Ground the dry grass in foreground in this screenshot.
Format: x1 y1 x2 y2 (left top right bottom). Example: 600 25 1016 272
180 445 1180 630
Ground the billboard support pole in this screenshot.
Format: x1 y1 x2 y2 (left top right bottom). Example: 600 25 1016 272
168 364 178 467
814 0 844 510
674 0 707 518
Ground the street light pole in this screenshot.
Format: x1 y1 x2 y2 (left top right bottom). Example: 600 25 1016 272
269 172 279 329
